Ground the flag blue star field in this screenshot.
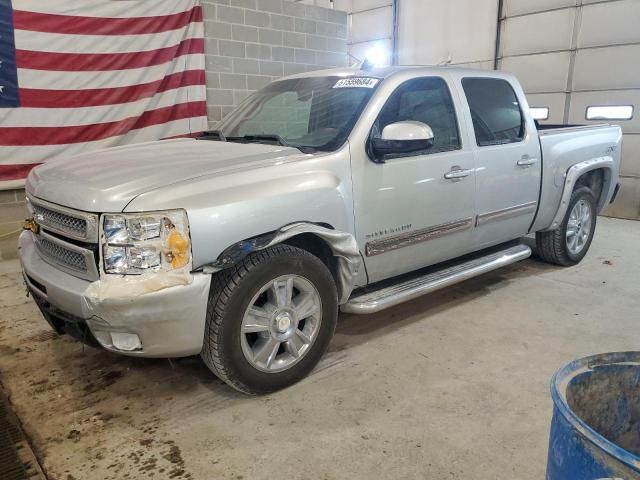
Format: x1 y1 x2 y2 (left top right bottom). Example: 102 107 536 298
0 0 20 108
0 0 207 186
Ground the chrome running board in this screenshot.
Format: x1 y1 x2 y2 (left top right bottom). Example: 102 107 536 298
341 244 532 314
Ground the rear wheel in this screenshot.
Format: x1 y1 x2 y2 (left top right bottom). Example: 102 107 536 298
201 245 338 394
536 186 597 266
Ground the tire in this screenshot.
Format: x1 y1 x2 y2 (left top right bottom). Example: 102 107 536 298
536 186 597 266
201 245 338 394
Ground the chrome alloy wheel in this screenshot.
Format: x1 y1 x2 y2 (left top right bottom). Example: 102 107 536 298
566 199 593 255
240 274 322 373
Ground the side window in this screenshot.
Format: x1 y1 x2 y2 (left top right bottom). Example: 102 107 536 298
373 77 461 154
462 78 525 146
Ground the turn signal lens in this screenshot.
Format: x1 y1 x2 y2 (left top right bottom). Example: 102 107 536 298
101 210 191 275
165 229 190 269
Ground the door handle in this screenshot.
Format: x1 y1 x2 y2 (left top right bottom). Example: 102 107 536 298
517 156 537 167
444 167 472 181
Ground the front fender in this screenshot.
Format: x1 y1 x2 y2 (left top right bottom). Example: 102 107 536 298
125 147 355 276
204 222 362 304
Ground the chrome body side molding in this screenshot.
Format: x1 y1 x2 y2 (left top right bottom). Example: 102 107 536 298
365 217 474 257
476 201 538 227
342 244 531 314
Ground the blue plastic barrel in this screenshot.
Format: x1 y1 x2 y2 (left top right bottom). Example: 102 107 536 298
547 352 640 479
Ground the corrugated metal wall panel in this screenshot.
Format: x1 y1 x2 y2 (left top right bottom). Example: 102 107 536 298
398 0 497 65
338 1 393 65
603 176 640 219
572 45 640 91
503 0 576 17
579 0 640 47
501 52 571 92
498 0 640 218
350 7 392 43
525 93 568 123
619 134 640 177
568 90 640 134
500 9 574 56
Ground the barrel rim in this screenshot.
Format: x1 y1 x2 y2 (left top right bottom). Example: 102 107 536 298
550 351 640 472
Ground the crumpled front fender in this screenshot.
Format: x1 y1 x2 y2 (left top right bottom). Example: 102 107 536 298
203 223 362 304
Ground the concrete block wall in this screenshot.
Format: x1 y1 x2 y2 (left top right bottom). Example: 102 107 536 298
0 190 26 261
202 0 349 125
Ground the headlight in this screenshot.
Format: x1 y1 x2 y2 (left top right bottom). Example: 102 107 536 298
101 210 191 275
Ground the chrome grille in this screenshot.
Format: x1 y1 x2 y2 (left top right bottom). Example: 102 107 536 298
32 231 99 281
33 204 87 239
35 236 87 272
27 195 98 242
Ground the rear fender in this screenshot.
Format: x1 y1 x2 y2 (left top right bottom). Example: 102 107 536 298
548 157 614 231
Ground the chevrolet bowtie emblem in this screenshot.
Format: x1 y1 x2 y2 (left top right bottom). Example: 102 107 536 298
23 218 40 234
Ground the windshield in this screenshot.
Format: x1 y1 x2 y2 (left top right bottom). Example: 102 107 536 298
217 76 379 152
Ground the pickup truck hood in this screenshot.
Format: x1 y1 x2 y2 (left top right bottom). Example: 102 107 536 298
26 139 303 212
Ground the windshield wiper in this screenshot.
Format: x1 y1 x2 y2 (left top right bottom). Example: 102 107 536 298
197 130 227 141
227 134 289 147
226 134 317 153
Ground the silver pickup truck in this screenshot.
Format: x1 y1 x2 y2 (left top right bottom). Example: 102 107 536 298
19 66 621 393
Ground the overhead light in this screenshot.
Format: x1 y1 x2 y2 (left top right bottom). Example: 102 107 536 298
365 46 388 67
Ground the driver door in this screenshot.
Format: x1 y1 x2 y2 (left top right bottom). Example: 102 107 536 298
351 76 477 283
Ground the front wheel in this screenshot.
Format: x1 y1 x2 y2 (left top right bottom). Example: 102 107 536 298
536 186 597 266
201 245 338 394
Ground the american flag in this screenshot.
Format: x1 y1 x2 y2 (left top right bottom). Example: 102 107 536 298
0 0 208 188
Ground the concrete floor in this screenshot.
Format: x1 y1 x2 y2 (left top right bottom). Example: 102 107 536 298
0 217 638 480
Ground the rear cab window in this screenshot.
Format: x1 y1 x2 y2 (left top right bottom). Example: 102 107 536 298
462 78 525 146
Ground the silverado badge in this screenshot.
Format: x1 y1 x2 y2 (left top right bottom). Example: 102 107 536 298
22 218 40 234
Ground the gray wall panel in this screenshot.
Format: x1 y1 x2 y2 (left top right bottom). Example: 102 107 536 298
568 90 640 135
572 45 640 91
398 0 497 65
602 176 640 220
500 52 571 93
524 93 568 124
501 8 574 56
503 0 575 17
579 0 640 48
619 134 640 177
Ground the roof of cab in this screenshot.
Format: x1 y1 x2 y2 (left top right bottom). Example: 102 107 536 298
280 65 508 82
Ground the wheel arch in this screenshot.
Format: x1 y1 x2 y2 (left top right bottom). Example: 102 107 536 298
203 222 363 304
547 158 615 231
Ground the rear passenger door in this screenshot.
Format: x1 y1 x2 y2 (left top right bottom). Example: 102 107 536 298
460 77 541 249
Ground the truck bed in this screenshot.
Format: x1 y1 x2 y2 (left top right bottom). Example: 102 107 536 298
530 123 622 232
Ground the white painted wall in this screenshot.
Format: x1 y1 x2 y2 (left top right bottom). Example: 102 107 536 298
397 0 498 68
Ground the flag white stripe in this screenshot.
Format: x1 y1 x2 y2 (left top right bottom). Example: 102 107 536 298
1 86 205 127
16 54 203 90
14 26 201 55
14 1 198 19
0 117 208 165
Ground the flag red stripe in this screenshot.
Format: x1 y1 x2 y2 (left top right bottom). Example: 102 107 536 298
16 38 204 72
13 7 203 35
19 70 205 108
0 164 41 181
0 101 207 146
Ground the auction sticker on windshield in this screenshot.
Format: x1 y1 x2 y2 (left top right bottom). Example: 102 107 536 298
333 77 380 88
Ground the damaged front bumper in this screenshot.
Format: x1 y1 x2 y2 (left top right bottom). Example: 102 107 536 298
18 231 211 358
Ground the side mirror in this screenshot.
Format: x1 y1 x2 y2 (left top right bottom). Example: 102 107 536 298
370 121 435 161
